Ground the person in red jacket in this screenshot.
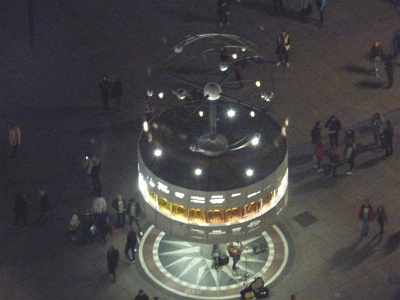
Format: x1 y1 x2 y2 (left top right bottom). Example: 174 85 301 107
357 199 375 236
313 140 325 172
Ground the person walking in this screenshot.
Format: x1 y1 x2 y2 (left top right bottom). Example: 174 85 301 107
371 112 384 146
217 0 230 26
98 74 110 110
107 245 119 282
112 195 126 228
343 127 356 175
357 199 375 237
393 30 400 59
276 30 290 67
144 93 155 122
385 54 395 88
316 0 326 27
228 241 243 275
382 120 394 156
84 137 98 175
273 0 284 16
110 76 123 112
370 41 383 78
375 204 388 240
311 121 322 144
324 115 341 148
127 198 143 236
90 158 102 196
135 290 150 300
9 124 21 159
13 192 30 228
69 208 80 242
125 226 141 262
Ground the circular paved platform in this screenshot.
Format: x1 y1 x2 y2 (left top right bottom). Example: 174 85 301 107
138 225 292 299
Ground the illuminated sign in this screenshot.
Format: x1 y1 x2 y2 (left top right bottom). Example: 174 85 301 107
247 190 260 198
209 195 225 204
174 192 185 199
157 182 170 194
190 196 205 204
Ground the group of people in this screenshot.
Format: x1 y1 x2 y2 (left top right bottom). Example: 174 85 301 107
311 113 394 178
357 199 388 240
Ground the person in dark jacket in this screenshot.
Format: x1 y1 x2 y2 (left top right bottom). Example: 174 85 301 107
13 192 30 228
382 120 394 156
107 245 119 282
276 30 290 67
90 158 102 195
370 42 384 78
98 74 110 110
125 226 140 262
385 54 395 88
217 0 230 26
324 115 341 148
311 121 322 144
110 76 123 112
316 0 326 27
343 127 356 175
135 290 150 300
371 112 384 146
393 30 400 59
375 204 388 241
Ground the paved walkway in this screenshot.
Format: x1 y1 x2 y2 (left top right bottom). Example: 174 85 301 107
1 1 400 299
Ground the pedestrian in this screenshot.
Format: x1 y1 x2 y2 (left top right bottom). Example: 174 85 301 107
84 137 98 175
110 76 123 112
369 41 383 78
90 158 102 196
144 93 155 122
98 74 110 110
327 147 340 178
69 208 80 242
217 0 230 26
135 289 150 300
371 112 384 146
112 195 126 228
81 208 94 244
97 211 109 244
107 245 119 282
13 192 30 228
393 30 400 59
125 226 141 262
227 241 243 275
375 204 388 240
37 190 50 225
127 198 143 236
357 199 375 237
343 127 356 175
324 115 341 148
92 194 107 221
385 54 395 88
220 46 229 63
273 0 284 16
234 62 244 89
299 0 310 23
313 140 325 172
381 120 394 156
311 120 322 144
316 0 326 27
9 124 21 159
276 30 290 67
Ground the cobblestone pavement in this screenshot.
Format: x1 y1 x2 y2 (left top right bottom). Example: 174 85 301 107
1 1 400 299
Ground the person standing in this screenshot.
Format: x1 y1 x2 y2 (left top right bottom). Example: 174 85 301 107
370 42 383 78
273 0 284 16
144 94 155 122
313 140 325 172
13 192 30 228
371 112 384 146
127 198 143 236
327 147 340 178
125 226 140 262
276 30 290 67
393 30 400 59
92 194 107 221
107 245 119 282
112 195 126 228
375 204 388 240
98 74 111 110
135 290 150 300
69 208 80 242
324 115 341 148
9 124 21 159
228 241 243 275
311 121 322 144
357 199 375 237
343 127 356 175
90 158 102 196
382 120 394 156
316 0 326 27
84 137 98 175
217 0 230 26
385 54 395 88
110 76 123 113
